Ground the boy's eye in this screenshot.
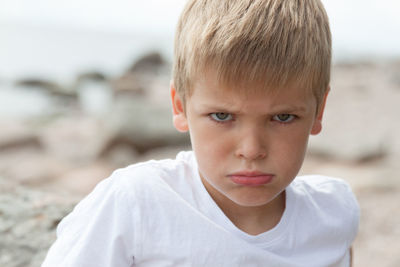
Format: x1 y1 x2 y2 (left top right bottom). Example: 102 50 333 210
273 114 295 123
210 112 233 122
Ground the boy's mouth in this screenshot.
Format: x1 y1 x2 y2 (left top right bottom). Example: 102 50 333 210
227 171 274 186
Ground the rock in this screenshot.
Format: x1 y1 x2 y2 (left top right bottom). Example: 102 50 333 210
39 116 112 164
15 77 76 99
15 78 62 92
0 121 41 151
0 148 73 186
111 73 146 96
112 52 169 95
0 176 78 267
129 52 166 74
100 143 140 168
76 71 108 83
51 161 115 196
308 62 400 162
0 121 75 187
102 98 190 155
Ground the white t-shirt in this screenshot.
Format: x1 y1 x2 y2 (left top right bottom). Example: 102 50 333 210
42 151 359 267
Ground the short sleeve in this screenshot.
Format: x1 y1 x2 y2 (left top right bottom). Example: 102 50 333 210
290 175 360 267
317 176 360 248
42 175 139 267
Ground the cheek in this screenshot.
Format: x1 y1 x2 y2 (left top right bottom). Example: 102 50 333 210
192 129 232 159
273 130 310 172
189 123 233 173
189 117 230 150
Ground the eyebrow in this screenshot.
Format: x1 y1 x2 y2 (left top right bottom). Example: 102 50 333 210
270 105 308 113
196 103 242 113
197 103 309 114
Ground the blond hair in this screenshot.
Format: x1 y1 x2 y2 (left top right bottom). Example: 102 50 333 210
173 0 331 106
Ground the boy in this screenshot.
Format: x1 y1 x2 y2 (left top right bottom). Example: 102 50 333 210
42 0 359 266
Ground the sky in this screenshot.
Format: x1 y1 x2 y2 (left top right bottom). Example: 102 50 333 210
1 0 400 56
0 0 399 80
0 0 186 35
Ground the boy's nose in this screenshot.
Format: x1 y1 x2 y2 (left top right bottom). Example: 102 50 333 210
235 128 267 161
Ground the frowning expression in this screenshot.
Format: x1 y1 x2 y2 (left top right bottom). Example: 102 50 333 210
171 72 326 210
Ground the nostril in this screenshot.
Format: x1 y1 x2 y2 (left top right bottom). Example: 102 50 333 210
236 144 267 160
235 129 268 160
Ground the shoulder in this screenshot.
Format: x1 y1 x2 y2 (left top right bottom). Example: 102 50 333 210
67 151 196 213
44 152 197 266
282 176 359 267
291 175 358 210
289 175 360 241
54 152 196 246
88 150 197 207
106 151 195 190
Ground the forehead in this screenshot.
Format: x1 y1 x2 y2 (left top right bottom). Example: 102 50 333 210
193 69 313 99
189 71 316 113
190 66 314 96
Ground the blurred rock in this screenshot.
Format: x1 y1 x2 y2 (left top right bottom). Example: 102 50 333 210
0 121 41 151
39 116 112 164
129 52 165 74
76 71 108 83
0 148 72 186
102 98 190 155
100 143 140 168
112 52 169 96
15 78 77 99
0 176 77 267
308 62 400 162
52 161 115 196
111 73 146 96
15 78 61 92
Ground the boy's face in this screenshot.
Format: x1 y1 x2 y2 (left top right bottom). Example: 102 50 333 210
171 72 327 210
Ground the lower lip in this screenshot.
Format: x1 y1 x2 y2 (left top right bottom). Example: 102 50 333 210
228 175 274 186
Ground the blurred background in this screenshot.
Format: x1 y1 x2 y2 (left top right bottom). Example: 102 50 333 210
0 0 399 266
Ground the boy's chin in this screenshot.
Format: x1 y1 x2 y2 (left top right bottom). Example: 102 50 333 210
227 190 284 208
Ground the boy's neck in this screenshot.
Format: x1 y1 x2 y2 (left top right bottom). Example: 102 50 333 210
229 192 285 236
201 176 286 236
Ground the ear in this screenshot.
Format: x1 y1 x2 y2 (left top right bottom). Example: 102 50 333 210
170 81 189 132
311 87 330 135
